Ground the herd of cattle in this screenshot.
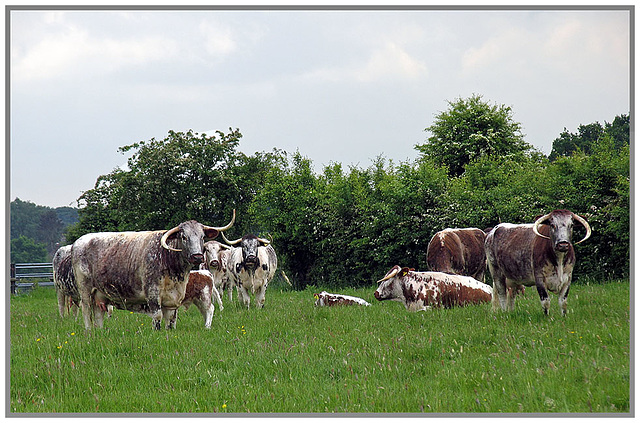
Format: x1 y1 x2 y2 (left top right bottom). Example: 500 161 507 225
52 208 591 330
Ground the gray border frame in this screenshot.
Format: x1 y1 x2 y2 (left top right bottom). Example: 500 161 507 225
5 4 634 418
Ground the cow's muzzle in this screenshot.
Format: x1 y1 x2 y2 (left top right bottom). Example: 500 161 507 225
209 260 221 271
555 241 571 252
244 255 258 267
189 254 204 265
374 291 382 301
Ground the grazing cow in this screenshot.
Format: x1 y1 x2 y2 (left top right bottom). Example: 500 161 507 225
222 233 277 309
53 245 80 318
374 265 492 311
426 227 487 281
485 209 591 315
202 240 235 303
314 291 371 307
71 211 235 330
182 270 222 329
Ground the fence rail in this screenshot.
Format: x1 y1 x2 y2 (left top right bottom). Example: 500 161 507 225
10 262 54 294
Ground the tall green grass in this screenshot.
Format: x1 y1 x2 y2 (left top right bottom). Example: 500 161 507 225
9 282 630 414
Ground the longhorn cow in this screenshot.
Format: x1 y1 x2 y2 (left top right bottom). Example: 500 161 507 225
485 209 591 315
222 233 277 309
426 227 487 281
71 211 235 330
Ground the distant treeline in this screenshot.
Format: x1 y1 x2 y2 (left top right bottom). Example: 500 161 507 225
51 96 629 288
10 198 78 262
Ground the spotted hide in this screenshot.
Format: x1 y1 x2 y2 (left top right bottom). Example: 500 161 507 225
485 209 591 315
71 212 235 330
374 265 492 311
314 291 371 307
426 227 487 281
223 233 277 309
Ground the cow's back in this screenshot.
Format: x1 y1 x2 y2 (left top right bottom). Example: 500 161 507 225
427 228 486 278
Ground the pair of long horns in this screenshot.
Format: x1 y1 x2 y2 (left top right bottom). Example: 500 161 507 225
160 209 236 252
532 211 592 244
221 232 272 246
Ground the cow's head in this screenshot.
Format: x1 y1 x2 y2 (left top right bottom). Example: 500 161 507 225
203 240 232 271
533 209 591 252
222 232 271 270
374 265 412 301
160 210 235 265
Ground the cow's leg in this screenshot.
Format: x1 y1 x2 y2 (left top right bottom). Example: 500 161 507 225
147 299 163 330
211 284 224 311
491 274 508 311
535 277 551 315
163 308 178 329
93 303 106 328
505 281 517 311
238 285 251 309
558 280 572 316
56 289 66 317
77 282 94 330
254 283 267 309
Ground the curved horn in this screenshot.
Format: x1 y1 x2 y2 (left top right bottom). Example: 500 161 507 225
573 213 592 244
161 226 182 252
376 266 401 284
532 212 552 240
221 231 242 246
257 236 271 245
203 209 236 233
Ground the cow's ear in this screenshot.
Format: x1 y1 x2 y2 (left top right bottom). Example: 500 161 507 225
401 267 411 276
203 229 220 240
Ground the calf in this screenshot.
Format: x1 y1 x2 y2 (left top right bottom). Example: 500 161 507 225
182 270 223 329
314 291 371 307
374 265 492 311
202 240 235 303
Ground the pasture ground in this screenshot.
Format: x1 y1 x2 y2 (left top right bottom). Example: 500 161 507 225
9 281 630 415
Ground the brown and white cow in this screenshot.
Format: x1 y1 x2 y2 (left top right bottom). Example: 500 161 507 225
182 270 222 329
53 245 80 318
71 211 235 330
202 240 235 303
314 291 371 307
485 209 591 315
374 265 492 311
426 227 487 281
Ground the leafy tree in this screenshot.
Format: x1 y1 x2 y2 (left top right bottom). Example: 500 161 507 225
11 235 48 263
68 129 283 243
416 94 534 176
549 113 629 160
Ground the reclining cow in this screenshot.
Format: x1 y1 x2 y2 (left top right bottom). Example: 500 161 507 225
374 265 492 311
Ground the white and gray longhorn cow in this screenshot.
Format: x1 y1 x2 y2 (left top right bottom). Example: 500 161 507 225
71 211 235 330
222 232 277 309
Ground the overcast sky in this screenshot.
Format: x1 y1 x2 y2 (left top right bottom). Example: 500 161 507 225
9 6 631 208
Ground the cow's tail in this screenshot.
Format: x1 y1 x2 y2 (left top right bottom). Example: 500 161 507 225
281 271 292 287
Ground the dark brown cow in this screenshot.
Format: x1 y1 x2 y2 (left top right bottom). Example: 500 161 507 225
485 209 591 315
373 265 492 311
314 291 371 307
72 211 235 330
426 228 487 281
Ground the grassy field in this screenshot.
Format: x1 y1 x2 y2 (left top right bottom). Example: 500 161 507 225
9 281 630 415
